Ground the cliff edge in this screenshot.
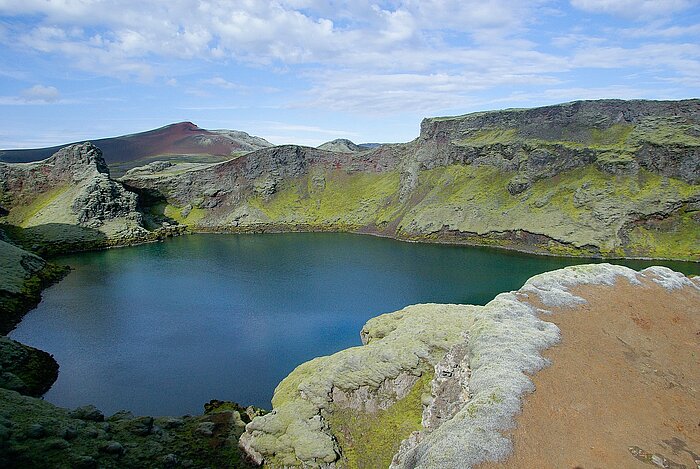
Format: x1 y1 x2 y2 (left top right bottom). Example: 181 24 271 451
239 264 700 468
122 99 700 261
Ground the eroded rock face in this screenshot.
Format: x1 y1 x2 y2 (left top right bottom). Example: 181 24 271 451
0 142 148 244
417 99 700 183
71 173 142 228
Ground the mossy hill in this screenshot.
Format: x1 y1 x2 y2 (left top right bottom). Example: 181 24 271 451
120 99 699 261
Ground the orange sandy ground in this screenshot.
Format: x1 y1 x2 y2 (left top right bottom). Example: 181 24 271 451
479 277 700 469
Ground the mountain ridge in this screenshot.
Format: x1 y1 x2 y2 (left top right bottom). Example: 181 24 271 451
0 122 273 170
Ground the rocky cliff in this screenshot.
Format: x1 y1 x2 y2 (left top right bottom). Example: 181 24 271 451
0 238 67 333
239 264 700 468
0 142 157 254
122 99 700 261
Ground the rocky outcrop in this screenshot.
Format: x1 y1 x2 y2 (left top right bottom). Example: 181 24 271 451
121 100 699 261
0 336 58 396
417 99 700 184
0 390 259 468
239 264 699 468
0 142 149 250
0 239 67 333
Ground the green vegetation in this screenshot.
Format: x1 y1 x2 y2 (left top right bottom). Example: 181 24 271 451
329 372 433 469
455 128 518 146
0 239 69 333
590 123 634 147
630 117 700 147
626 210 700 259
249 170 401 227
0 388 256 469
396 164 699 259
4 185 71 227
163 204 205 226
0 337 58 396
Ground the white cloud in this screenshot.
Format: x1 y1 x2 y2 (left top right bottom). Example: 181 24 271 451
21 84 60 102
570 0 694 20
0 0 698 119
203 77 242 90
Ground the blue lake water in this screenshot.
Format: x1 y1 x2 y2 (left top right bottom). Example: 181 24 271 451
10 233 699 416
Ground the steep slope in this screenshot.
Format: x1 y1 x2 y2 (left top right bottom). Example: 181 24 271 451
0 122 273 176
0 142 151 254
122 99 700 261
0 238 66 333
239 264 700 468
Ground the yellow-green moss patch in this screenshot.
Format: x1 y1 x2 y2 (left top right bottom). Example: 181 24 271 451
329 372 433 469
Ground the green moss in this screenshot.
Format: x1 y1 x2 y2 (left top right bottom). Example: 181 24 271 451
249 170 401 227
271 359 320 408
398 163 699 259
5 185 71 227
455 128 518 146
630 117 700 147
626 210 700 259
328 372 433 469
163 204 205 226
590 124 634 147
0 388 255 469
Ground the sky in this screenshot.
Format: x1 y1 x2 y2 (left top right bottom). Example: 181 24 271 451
0 0 699 149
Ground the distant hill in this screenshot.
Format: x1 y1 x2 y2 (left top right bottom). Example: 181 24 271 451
0 122 273 167
317 138 364 153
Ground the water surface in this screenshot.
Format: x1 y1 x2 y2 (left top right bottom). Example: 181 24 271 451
10 233 699 416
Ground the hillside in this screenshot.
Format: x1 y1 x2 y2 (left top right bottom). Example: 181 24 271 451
0 122 273 176
318 138 364 153
121 99 700 261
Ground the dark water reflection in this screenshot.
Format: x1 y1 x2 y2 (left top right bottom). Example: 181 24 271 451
10 233 699 416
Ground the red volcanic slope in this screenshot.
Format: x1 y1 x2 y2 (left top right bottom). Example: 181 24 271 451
0 122 268 165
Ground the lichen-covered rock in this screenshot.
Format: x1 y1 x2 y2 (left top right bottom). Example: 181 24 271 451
71 173 142 228
241 264 699 469
0 389 257 468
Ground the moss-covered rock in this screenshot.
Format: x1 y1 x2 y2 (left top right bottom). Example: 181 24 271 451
0 239 68 334
0 337 58 397
0 390 257 468
240 264 698 468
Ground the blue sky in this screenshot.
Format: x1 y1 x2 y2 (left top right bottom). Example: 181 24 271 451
1 0 699 148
